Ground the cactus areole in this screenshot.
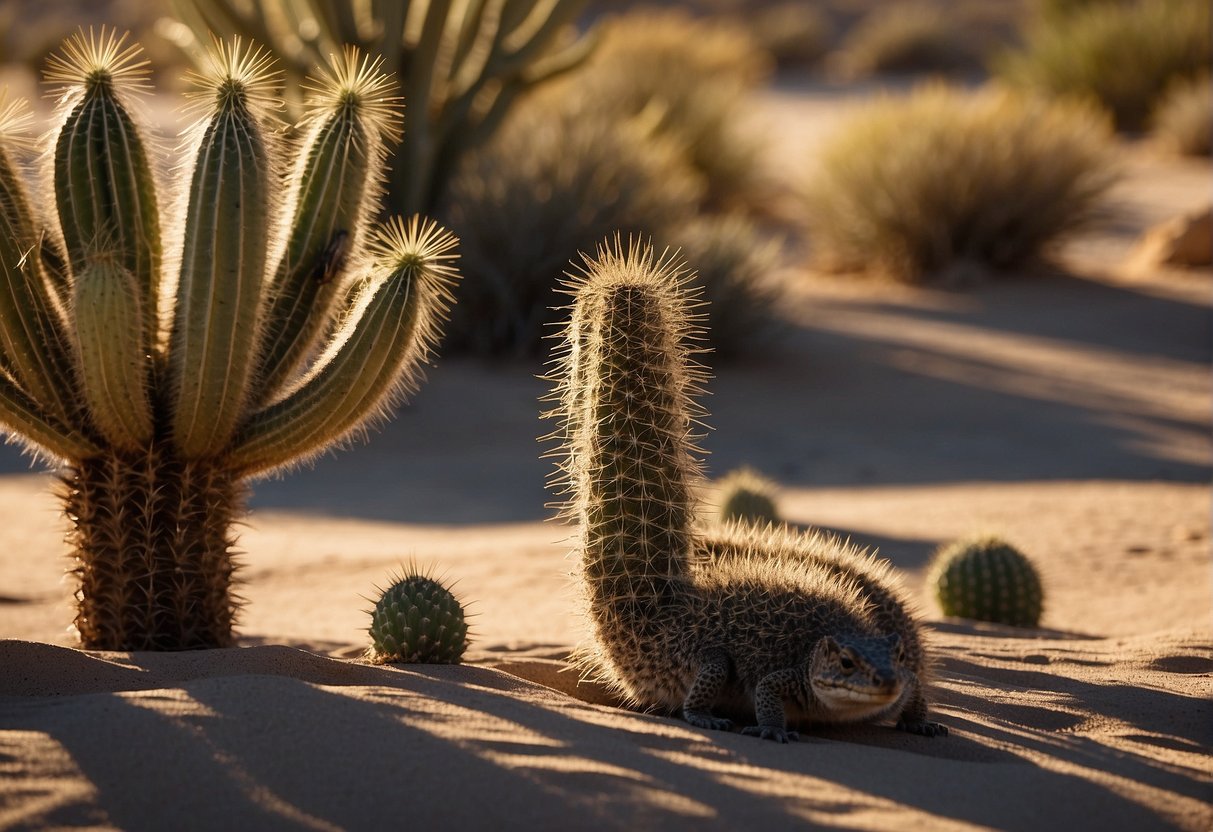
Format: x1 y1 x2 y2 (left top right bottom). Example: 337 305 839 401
0 30 460 650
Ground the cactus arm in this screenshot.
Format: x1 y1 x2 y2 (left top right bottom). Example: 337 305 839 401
168 96 271 460
255 113 372 399
229 216 457 475
71 258 153 451
54 87 163 356
0 150 81 427
0 369 100 461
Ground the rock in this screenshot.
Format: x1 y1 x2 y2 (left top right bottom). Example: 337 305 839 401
1129 205 1212 270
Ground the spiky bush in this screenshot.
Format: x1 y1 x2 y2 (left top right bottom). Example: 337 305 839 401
171 0 593 215
997 0 1211 131
667 214 783 359
1152 75 1212 156
442 103 702 356
803 84 1119 282
0 31 459 650
560 9 769 208
929 536 1044 627
834 3 980 77
713 468 780 526
369 571 469 664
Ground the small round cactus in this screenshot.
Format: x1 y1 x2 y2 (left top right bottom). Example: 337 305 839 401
929 536 1044 627
369 572 469 663
715 467 781 526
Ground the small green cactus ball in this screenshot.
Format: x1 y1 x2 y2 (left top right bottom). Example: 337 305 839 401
715 467 780 526
929 536 1044 627
369 572 469 663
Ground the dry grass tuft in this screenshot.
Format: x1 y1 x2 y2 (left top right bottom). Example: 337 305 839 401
997 0 1211 131
669 214 785 359
803 84 1119 283
834 3 982 77
747 3 835 68
561 9 770 208
441 104 703 357
1151 75 1212 157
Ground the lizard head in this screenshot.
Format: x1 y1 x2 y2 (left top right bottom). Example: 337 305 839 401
808 633 907 719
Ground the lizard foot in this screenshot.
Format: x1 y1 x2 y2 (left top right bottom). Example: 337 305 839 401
683 712 734 732
897 719 948 737
741 726 799 743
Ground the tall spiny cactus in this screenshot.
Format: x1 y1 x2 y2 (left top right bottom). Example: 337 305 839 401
547 238 706 677
171 0 595 215
0 29 460 650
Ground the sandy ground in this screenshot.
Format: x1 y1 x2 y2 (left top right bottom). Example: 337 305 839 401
1 79 1211 830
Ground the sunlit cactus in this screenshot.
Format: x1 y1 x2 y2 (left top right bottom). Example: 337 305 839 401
368 571 470 664
0 29 460 651
713 467 781 526
929 535 1044 627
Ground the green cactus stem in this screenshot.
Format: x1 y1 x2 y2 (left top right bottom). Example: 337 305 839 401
0 31 460 651
713 467 780 526
368 571 470 664
929 535 1044 627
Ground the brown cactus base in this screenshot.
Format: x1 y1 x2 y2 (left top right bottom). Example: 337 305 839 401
59 446 246 651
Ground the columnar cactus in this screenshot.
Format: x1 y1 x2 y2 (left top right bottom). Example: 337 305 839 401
172 0 595 215
928 536 1044 627
0 30 460 650
368 571 470 664
713 467 780 526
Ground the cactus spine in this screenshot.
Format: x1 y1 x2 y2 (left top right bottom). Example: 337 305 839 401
0 30 460 650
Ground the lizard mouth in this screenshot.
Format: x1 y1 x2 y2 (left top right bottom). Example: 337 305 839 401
812 681 901 705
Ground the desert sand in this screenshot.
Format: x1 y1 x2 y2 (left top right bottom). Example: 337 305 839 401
1 81 1211 830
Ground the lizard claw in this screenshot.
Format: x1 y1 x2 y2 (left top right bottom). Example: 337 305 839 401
897 719 948 737
741 725 799 743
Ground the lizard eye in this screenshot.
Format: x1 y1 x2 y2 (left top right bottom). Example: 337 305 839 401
839 655 856 673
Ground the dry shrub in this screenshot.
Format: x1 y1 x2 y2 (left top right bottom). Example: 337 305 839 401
997 0 1211 131
748 3 835 68
442 104 703 357
834 3 982 77
670 214 785 359
803 85 1119 282
1152 75 1212 157
563 9 770 207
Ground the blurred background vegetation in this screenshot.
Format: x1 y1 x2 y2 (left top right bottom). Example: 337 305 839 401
1 0 1207 359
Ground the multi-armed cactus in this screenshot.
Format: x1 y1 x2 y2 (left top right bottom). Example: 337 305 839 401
0 30 459 650
171 0 595 214
549 239 944 741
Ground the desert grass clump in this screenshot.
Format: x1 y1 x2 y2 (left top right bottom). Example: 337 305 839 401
928 536 1044 627
561 9 770 208
442 104 703 356
997 0 1211 131
713 468 781 526
667 214 784 359
748 3 834 68
1151 75 1212 157
834 3 981 78
803 85 1119 282
0 31 459 650
369 571 470 664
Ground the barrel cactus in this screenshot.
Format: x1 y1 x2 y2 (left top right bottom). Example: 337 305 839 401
929 536 1044 627
714 467 780 526
0 29 460 650
369 571 470 664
